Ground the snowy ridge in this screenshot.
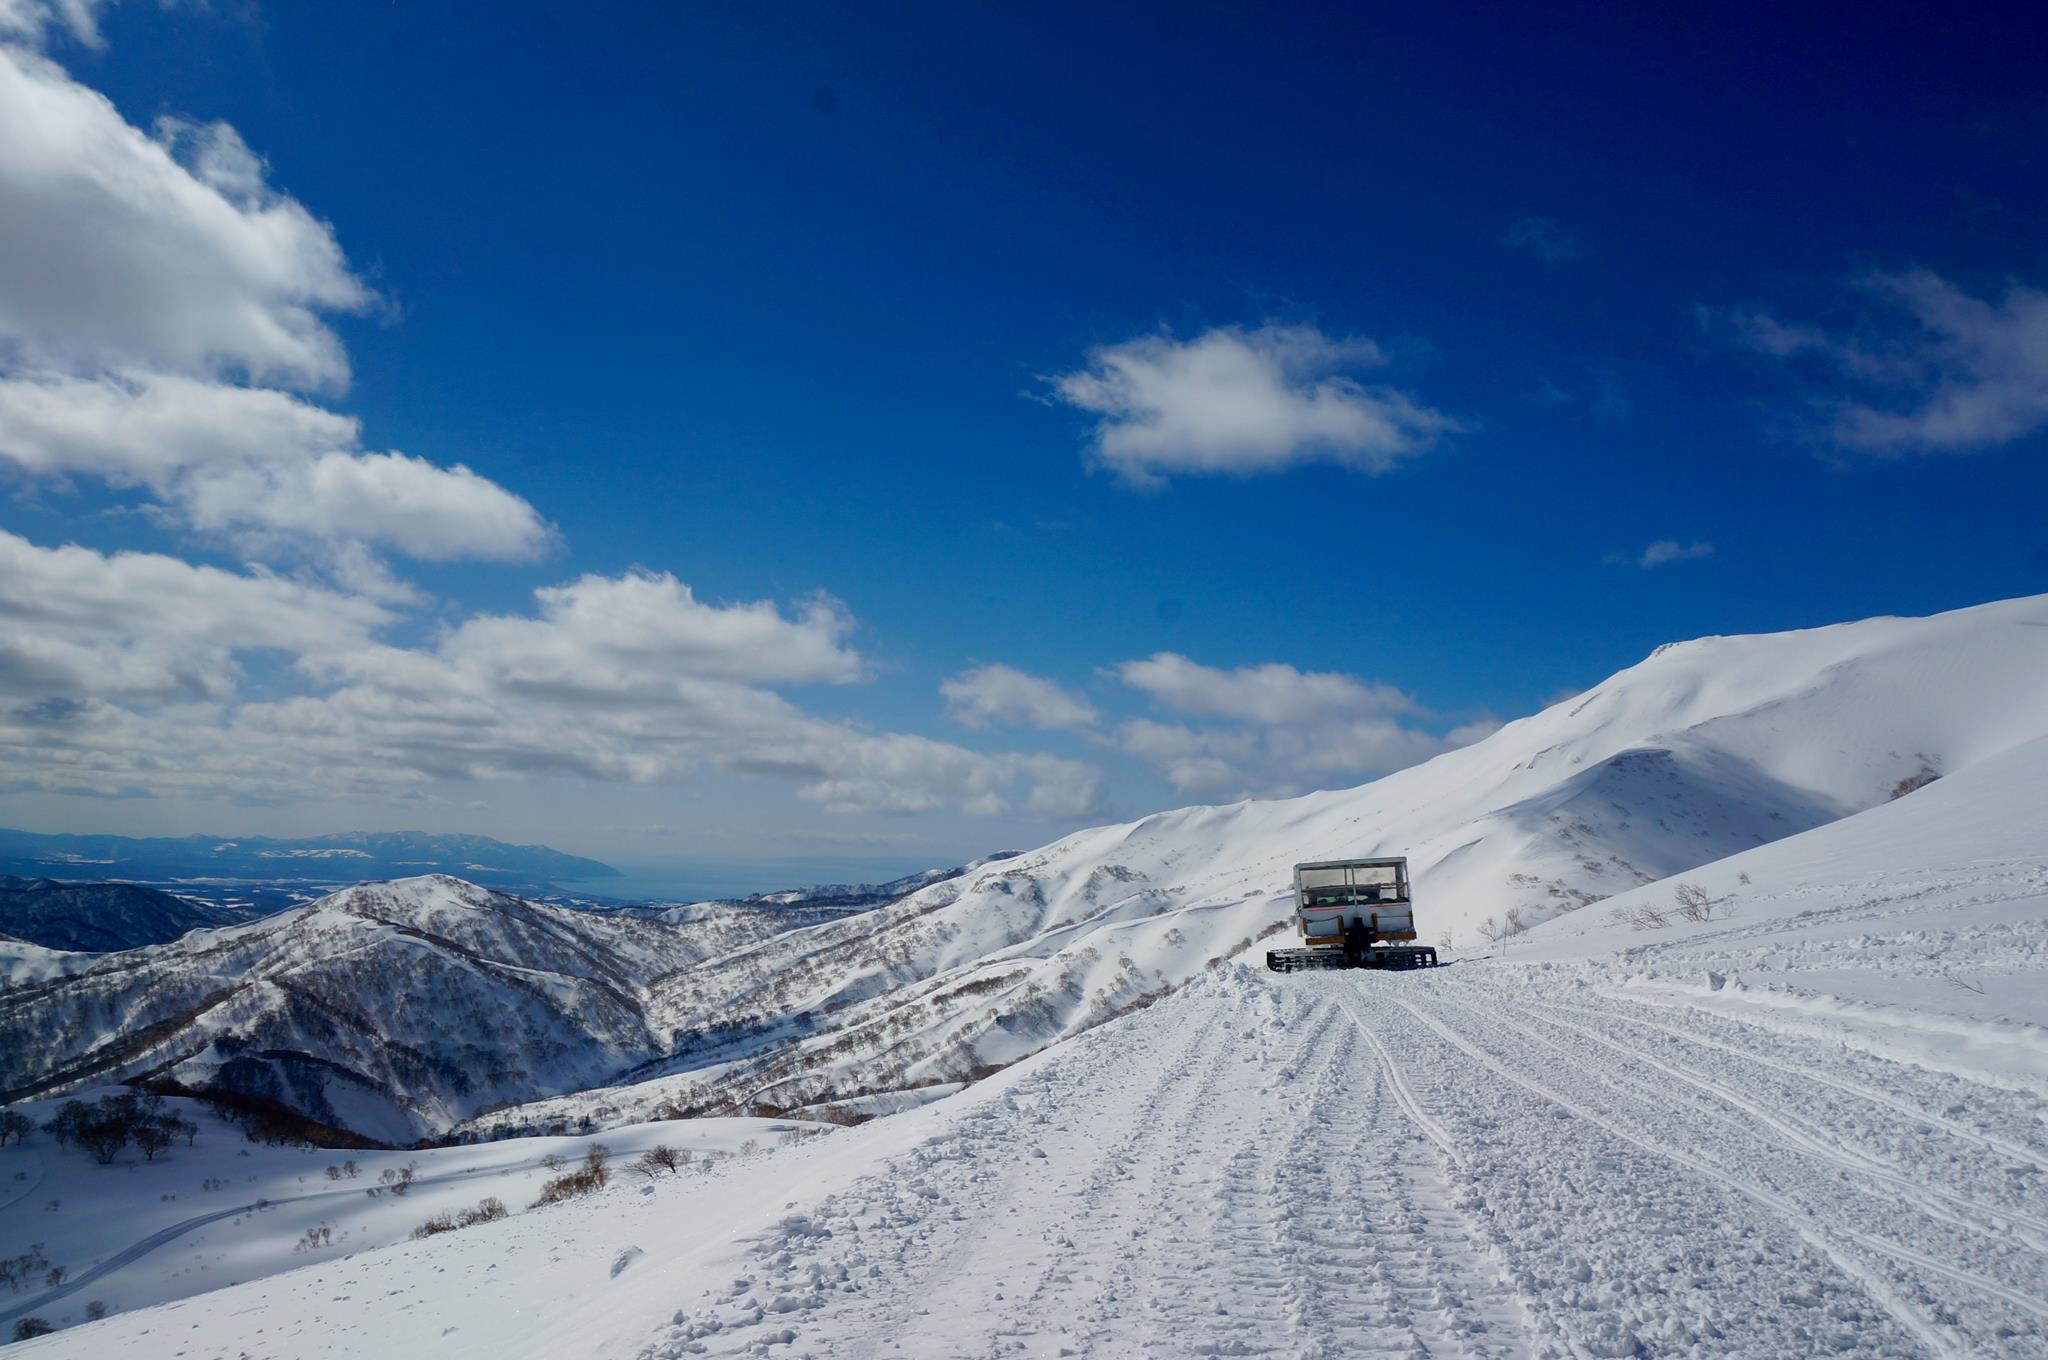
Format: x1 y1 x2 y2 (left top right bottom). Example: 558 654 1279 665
467 594 2048 1129
0 877 708 1143
8 597 2048 1153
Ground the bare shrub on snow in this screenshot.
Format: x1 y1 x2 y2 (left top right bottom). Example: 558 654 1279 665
412 1197 508 1239
1890 768 1940 800
531 1146 611 1207
1672 882 1723 923
0 1245 53 1292
632 1145 688 1180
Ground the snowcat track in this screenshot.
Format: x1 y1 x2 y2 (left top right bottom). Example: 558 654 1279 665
1266 946 1439 973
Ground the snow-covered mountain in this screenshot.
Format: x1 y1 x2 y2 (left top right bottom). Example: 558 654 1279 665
5 596 2046 1355
470 594 2048 1131
0 877 234 951
8 595 2046 1148
0 877 706 1143
15 725 2043 1357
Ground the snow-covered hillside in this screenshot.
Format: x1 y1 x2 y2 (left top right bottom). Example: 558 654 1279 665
0 879 233 953
469 593 2048 1130
15 750 2043 1357
6 595 2046 1356
0 878 711 1143
9 597 2047 1156
0 1091 812 1339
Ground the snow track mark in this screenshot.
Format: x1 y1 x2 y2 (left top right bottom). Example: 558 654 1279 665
1392 988 2046 1359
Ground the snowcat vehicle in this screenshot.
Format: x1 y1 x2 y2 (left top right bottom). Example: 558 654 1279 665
1265 856 1440 972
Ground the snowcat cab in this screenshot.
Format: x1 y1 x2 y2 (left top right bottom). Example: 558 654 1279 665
1265 857 1440 972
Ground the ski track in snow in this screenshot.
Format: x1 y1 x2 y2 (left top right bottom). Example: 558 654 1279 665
628 964 2045 1360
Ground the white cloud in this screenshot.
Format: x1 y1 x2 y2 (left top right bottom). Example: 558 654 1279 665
941 663 1098 731
1603 539 1714 569
0 371 554 563
0 533 1102 819
1112 714 1447 801
0 49 554 584
0 527 390 702
1106 653 1453 799
0 48 369 388
1502 216 1587 263
1114 652 1420 725
432 571 865 690
0 37 1109 828
0 0 110 49
1715 270 2048 455
1050 323 1460 487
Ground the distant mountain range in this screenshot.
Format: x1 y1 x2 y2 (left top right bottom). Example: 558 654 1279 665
649 852 1021 919
0 829 619 892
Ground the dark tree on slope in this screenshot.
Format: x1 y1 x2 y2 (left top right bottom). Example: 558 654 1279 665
77 1111 129 1164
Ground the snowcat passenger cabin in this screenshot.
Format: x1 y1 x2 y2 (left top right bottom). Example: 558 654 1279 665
1265 856 1440 972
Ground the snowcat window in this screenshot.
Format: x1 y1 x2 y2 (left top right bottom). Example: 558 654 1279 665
1296 861 1407 907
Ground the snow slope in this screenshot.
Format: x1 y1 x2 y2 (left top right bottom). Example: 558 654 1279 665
0 1091 812 1337
9 596 2047 1153
18 892 2043 1357
473 593 2048 1129
10 600 2048 1356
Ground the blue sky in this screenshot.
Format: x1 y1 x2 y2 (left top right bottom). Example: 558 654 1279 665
1 2 2044 892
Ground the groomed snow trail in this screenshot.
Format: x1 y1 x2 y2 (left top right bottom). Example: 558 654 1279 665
641 962 2045 1360
645 967 1531 1359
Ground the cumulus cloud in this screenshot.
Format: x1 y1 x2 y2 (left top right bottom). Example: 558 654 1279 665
941 663 1098 731
0 49 369 388
1602 539 1714 569
1114 653 1420 725
0 527 390 703
0 533 1101 818
1105 652 1462 799
1502 216 1588 263
431 571 865 690
0 34 1108 827
1049 323 1460 487
0 371 553 563
0 46 553 585
1714 270 2048 455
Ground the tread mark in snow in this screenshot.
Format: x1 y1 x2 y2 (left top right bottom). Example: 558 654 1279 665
1518 1002 2048 1256
1540 996 2048 1177
1391 996 1984 1360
